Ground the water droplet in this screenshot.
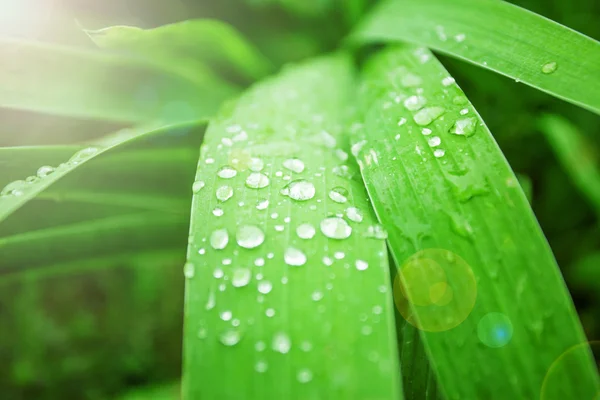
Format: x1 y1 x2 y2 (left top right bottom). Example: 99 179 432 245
401 73 422 87
213 268 224 278
236 225 265 249
351 140 367 157
216 185 234 201
413 106 445 126
232 268 251 287
246 172 270 189
346 207 363 223
183 262 195 279
320 217 352 239
335 149 348 161
192 180 205 193
212 207 224 217
249 158 264 172
328 187 348 203
220 310 232 321
449 117 477 137
311 291 324 301
197 327 208 339
355 260 369 271
454 33 466 42
255 341 266 351
210 229 229 250
255 360 268 373
258 280 272 294
265 308 275 317
366 225 387 239
219 329 241 346
434 149 446 158
69 147 98 165
281 180 315 201
319 130 337 148
36 166 55 178
217 166 237 179
272 332 291 354
397 118 407 126
256 199 269 210
442 76 456 86
284 247 307 266
428 136 441 147
449 212 474 239
297 368 313 383
297 223 316 239
283 158 305 173
541 61 557 74
1 180 26 197
403 95 427 111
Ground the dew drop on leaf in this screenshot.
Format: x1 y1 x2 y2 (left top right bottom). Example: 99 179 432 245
296 223 316 239
232 268 251 287
280 179 315 201
449 117 477 137
217 166 237 179
210 229 229 250
258 280 272 294
434 149 446 158
236 225 265 249
249 157 264 172
183 262 195 279
216 185 234 201
413 106 445 126
192 180 205 193
428 136 441 147
297 368 313 383
366 225 388 239
403 95 427 111
328 186 349 203
272 332 291 353
284 247 307 266
320 217 352 239
219 329 241 346
355 260 369 271
36 166 55 178
245 172 270 189
346 207 363 223
541 61 557 74
212 207 224 217
282 158 305 173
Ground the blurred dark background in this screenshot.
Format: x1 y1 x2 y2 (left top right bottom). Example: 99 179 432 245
0 0 598 398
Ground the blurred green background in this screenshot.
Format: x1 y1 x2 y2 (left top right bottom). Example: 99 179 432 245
1 0 598 398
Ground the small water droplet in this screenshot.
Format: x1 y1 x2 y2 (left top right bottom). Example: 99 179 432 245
401 73 423 87
297 368 313 383
365 225 387 239
434 149 446 158
249 158 264 172
219 329 241 346
36 165 55 178
449 117 477 137
246 172 270 189
297 223 316 239
217 166 237 179
183 262 195 279
397 117 407 126
192 180 205 193
346 207 363 223
216 185 234 201
220 310 232 321
413 106 445 126
541 61 557 74
272 332 291 354
69 147 98 165
284 247 307 266
351 140 367 157
256 199 269 210
258 280 272 294
210 229 229 250
428 136 441 147
403 95 427 111
283 158 305 173
442 76 456 86
320 217 352 239
236 225 265 249
355 260 369 271
281 180 315 201
454 33 466 42
232 268 251 287
212 207 224 217
328 187 349 203
265 308 275 317
311 291 324 301
255 360 268 373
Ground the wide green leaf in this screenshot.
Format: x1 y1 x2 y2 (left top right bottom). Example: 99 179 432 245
183 54 403 399
86 19 273 83
352 0 600 114
351 45 599 399
0 38 238 122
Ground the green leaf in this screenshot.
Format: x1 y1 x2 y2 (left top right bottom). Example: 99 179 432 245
0 38 238 122
351 0 600 114
86 19 273 83
117 381 180 400
539 114 600 216
183 54 403 399
351 45 599 399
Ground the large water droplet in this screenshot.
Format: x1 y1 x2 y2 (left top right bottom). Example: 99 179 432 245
284 247 307 266
246 172 270 189
216 185 234 201
232 268 251 287
355 260 369 271
434 149 446 158
280 180 315 201
217 166 237 179
36 166 55 178
403 95 427 111
236 225 265 249
212 207 224 217
413 106 445 126
428 136 441 147
320 217 352 239
296 223 316 239
449 117 477 137
541 61 557 74
1 180 26 197
283 158 305 173
272 332 291 353
210 229 229 250
219 329 241 346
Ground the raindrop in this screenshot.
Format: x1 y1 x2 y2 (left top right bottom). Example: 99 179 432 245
541 61 557 74
212 207 224 217
413 106 445 126
320 217 352 239
455 33 466 42
346 207 363 223
397 118 407 126
272 332 291 354
219 329 241 346
366 225 388 239
216 185 234 201
192 180 205 193
401 73 422 87
255 360 268 373
334 251 345 260
265 308 275 317
210 229 229 250
220 310 232 321
329 186 349 203
232 268 251 287
297 223 316 239
449 117 477 137
355 260 369 271
217 166 237 179
297 368 313 383
69 147 98 165
258 281 272 294
311 291 324 301
280 180 315 201
183 262 195 279
246 172 270 189
236 225 265 249
283 158 305 173
0 180 26 197
428 136 441 147
36 166 55 178
434 149 446 158
351 139 368 157
284 247 307 266
403 95 427 111
256 199 269 210
249 158 264 172
442 77 456 86
213 268 224 278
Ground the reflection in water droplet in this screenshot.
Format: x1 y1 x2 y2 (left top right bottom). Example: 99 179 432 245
284 247 307 266
320 217 352 239
236 225 265 249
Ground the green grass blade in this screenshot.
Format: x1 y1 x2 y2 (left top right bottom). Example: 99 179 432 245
117 381 179 400
352 0 600 114
86 19 273 83
352 45 600 399
539 114 600 216
183 54 403 399
0 38 238 122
